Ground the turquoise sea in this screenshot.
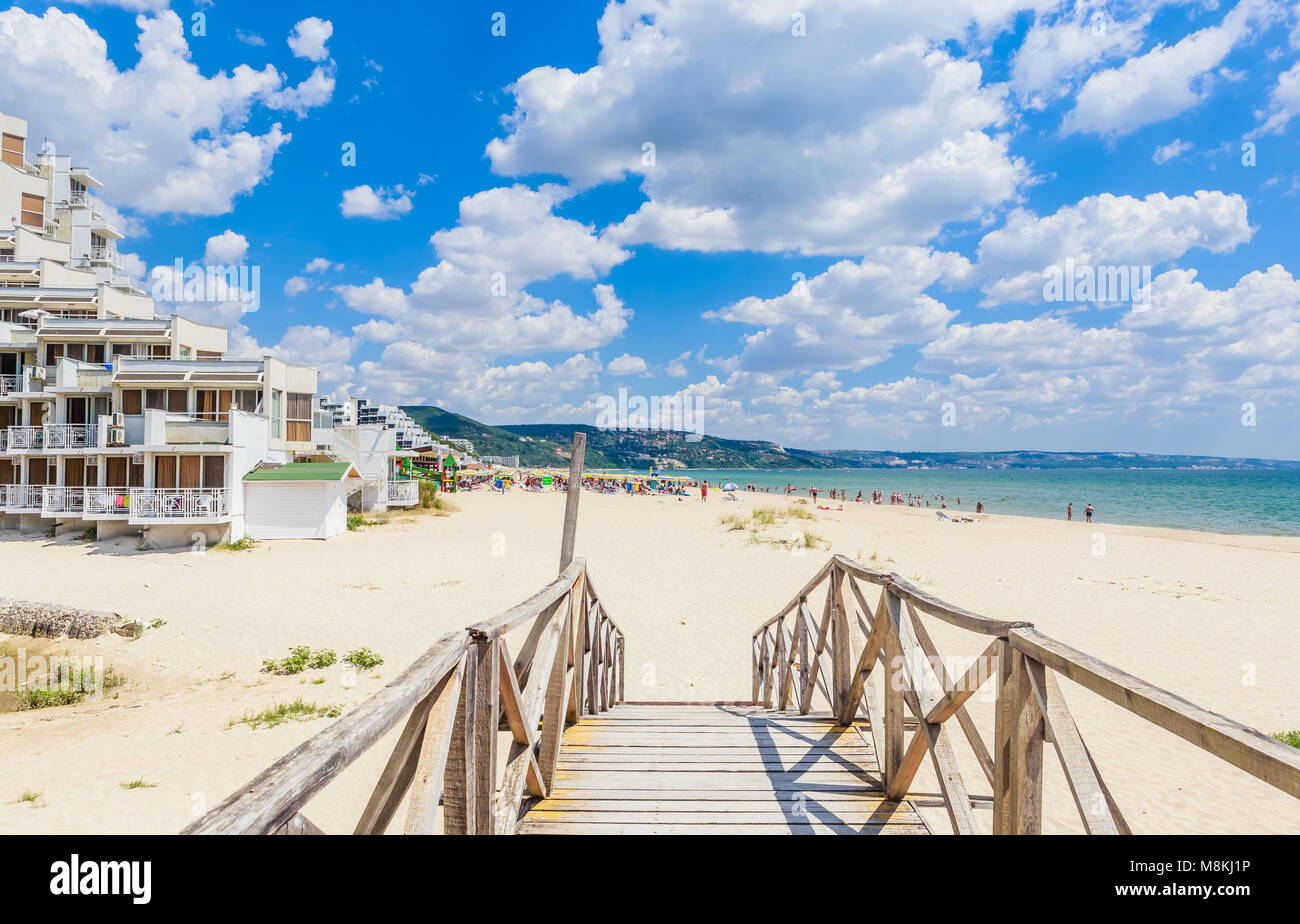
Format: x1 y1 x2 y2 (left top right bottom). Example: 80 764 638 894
678 468 1300 537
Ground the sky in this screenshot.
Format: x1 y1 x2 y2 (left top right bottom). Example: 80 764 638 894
2 0 1299 458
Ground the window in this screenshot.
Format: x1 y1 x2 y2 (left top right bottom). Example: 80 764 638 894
196 389 233 421
44 343 65 365
230 389 261 413
150 344 170 359
1 133 23 168
286 392 312 442
144 389 187 412
20 193 43 229
121 389 142 415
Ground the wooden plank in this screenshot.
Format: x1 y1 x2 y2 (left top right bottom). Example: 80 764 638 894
537 607 574 791
557 431 584 573
1010 626 1300 801
495 595 570 834
517 821 929 835
838 585 889 725
880 589 906 790
522 809 923 825
402 654 467 835
540 788 881 801
1024 668 1125 835
549 770 883 789
469 632 499 834
442 638 479 835
530 798 908 812
904 604 997 787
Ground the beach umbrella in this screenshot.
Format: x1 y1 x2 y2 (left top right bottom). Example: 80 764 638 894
721 482 740 492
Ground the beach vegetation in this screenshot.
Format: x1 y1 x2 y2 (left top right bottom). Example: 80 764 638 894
119 778 156 790
261 646 338 675
1274 730 1300 749
77 526 97 542
228 697 343 730
16 663 125 711
16 789 42 804
801 530 829 551
345 648 384 670
149 618 166 629
718 513 746 530
215 536 258 552
347 513 365 531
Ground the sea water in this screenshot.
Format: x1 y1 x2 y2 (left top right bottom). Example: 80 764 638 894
677 468 1300 537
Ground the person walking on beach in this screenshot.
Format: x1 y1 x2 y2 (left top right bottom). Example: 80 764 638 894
1067 503 1073 521
1085 503 1094 523
701 481 708 502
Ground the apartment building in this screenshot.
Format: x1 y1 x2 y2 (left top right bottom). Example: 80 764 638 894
0 111 327 547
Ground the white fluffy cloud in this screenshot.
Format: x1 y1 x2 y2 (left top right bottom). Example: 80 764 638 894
1062 0 1276 137
1259 61 1300 133
287 17 333 62
283 276 310 297
488 0 1040 256
339 185 413 220
0 9 330 216
975 191 1252 305
707 247 969 373
431 185 629 284
606 353 649 376
203 230 249 266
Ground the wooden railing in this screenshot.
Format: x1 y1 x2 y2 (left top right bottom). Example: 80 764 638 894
183 558 623 835
753 554 1300 834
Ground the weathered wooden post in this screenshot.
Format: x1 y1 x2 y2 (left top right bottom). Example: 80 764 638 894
1008 649 1046 834
992 637 1014 834
880 584 906 791
558 431 586 575
830 565 851 720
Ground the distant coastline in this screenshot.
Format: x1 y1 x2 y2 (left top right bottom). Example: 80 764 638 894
400 405 1300 472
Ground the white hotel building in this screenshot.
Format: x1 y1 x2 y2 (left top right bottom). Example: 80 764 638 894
0 112 416 546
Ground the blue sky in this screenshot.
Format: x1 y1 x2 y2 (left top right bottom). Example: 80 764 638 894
3 0 1299 458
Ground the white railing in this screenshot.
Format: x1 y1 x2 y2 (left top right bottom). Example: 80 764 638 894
5 484 42 510
387 480 419 506
0 374 20 394
85 486 132 517
42 485 84 514
44 423 97 449
6 426 42 450
129 487 231 520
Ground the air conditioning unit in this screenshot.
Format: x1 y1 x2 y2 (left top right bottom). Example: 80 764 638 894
131 451 145 465
112 412 125 428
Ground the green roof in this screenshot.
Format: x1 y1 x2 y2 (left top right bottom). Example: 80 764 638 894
243 462 358 482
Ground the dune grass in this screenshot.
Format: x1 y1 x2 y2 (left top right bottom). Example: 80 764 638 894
1274 730 1300 749
228 697 342 730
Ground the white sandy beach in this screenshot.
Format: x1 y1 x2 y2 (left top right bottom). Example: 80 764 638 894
1 489 1298 835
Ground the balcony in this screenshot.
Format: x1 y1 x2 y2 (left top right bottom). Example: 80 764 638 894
0 374 20 395
387 480 420 507
42 486 84 516
4 484 43 512
84 486 131 518
129 487 231 522
44 423 97 449
6 426 42 451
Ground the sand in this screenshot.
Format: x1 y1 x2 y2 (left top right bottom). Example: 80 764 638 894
1 488 1298 835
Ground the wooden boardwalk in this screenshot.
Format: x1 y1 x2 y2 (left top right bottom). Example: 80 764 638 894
517 704 930 834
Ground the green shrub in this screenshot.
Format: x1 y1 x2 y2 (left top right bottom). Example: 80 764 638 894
228 698 342 730
344 648 383 671
261 646 337 675
1274 730 1300 749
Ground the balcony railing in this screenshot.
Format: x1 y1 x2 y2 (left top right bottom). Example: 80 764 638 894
387 480 420 507
4 484 43 510
44 423 97 449
85 487 132 517
129 487 231 521
6 426 42 450
42 485 84 514
0 374 20 394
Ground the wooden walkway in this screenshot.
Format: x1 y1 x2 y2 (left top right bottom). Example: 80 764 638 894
516 704 930 834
